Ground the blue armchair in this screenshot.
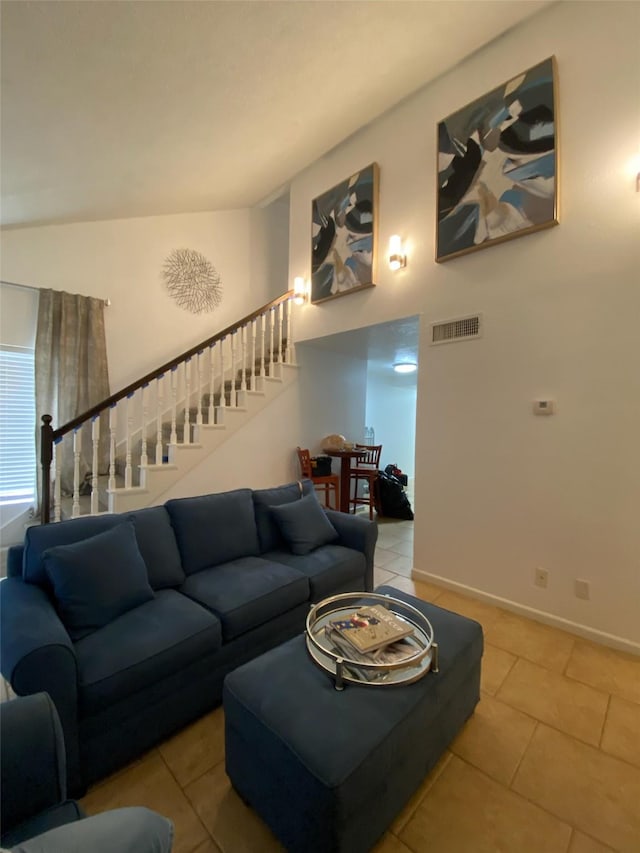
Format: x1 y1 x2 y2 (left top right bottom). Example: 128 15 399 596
0 692 173 852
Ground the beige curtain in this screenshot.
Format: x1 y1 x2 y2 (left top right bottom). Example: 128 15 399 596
35 289 110 504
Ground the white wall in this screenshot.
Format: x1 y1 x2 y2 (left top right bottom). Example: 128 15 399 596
157 379 303 501
365 369 416 477
288 1 640 646
250 194 290 303
0 284 38 348
296 343 368 456
0 209 265 393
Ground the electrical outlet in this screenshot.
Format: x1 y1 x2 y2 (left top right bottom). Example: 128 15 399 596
575 579 590 600
534 567 549 588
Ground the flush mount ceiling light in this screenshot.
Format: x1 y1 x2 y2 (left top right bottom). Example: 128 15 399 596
393 362 417 374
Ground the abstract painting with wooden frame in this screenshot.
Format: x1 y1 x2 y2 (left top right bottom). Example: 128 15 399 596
311 163 378 304
436 56 559 263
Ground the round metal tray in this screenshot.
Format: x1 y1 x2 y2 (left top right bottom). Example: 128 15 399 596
305 591 438 689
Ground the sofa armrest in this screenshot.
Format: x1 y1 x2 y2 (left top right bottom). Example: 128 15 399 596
324 511 378 591
7 807 174 853
0 693 67 835
0 579 82 795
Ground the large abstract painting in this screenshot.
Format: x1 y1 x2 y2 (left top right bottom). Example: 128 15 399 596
436 57 558 263
311 163 378 304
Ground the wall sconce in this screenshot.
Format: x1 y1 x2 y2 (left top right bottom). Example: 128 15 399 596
388 235 406 270
293 276 308 305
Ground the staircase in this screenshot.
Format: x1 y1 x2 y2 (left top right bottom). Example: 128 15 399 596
44 292 296 523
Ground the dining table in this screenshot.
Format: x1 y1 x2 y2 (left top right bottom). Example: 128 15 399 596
325 448 368 514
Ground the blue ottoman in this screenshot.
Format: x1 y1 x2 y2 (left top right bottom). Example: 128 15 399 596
223 585 483 852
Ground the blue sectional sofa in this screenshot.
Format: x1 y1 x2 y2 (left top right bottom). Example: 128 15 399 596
0 480 377 796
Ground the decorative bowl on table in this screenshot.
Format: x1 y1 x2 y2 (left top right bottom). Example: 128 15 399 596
321 434 347 452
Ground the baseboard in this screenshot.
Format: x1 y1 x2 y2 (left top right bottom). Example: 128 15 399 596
411 568 640 656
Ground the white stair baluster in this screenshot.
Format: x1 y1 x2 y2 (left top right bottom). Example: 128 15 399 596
170 367 178 446
277 302 284 364
269 308 276 373
91 416 99 515
124 394 133 488
183 358 191 444
260 314 267 378
285 297 293 364
140 385 149 468
108 405 117 492
240 326 247 392
229 332 236 407
208 343 216 423
196 351 204 428
72 429 81 517
54 439 62 522
155 374 164 464
251 319 257 390
219 338 226 409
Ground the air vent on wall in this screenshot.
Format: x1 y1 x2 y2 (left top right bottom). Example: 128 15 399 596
430 314 482 346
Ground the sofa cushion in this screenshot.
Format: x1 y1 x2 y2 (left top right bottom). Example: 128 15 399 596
23 514 123 586
269 492 338 555
179 557 310 641
127 506 185 589
166 489 260 575
75 589 222 715
252 480 314 553
43 522 155 641
264 545 366 601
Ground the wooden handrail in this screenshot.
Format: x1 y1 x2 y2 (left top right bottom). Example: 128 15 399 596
49 290 293 440
40 290 293 523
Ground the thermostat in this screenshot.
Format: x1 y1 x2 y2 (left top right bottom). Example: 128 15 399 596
533 399 555 416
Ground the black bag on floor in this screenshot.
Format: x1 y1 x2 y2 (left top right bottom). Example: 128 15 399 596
376 471 414 520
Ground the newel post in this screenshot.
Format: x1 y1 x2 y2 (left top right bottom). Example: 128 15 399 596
41 414 54 524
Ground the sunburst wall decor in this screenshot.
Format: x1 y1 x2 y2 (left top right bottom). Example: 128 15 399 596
163 248 223 314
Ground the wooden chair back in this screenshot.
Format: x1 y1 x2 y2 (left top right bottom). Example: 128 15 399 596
296 447 314 479
354 444 382 469
296 447 339 510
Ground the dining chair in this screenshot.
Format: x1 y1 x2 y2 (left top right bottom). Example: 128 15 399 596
349 444 382 519
296 447 340 510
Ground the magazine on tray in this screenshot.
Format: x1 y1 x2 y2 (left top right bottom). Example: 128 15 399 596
327 604 413 654
324 626 421 683
324 625 419 666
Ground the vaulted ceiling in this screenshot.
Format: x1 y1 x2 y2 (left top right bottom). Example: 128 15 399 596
1 0 553 228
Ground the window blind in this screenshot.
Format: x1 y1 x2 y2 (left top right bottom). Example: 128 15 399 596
0 345 36 506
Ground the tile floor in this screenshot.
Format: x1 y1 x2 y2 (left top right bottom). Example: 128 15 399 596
81 513 640 853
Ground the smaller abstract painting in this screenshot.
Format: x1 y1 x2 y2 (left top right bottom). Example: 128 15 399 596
311 163 378 304
436 56 558 263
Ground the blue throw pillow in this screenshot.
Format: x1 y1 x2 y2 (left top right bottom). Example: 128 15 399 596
42 521 155 640
252 480 314 553
269 492 338 556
